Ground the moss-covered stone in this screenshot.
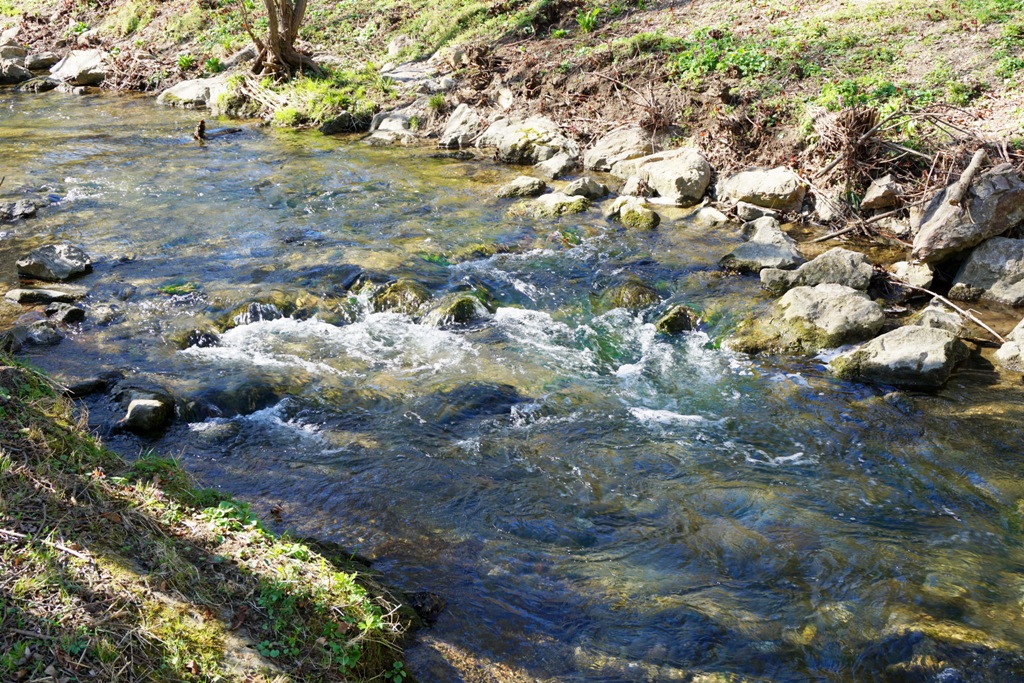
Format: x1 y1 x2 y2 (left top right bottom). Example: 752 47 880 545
371 278 432 315
655 304 700 334
596 276 660 312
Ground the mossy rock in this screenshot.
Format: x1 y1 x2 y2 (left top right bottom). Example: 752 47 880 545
596 276 660 312
655 304 701 334
371 279 432 315
421 292 492 327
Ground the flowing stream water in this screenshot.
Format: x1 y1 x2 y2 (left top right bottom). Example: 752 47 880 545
4 91 1024 682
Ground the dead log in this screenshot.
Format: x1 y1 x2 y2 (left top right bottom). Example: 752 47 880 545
946 148 988 206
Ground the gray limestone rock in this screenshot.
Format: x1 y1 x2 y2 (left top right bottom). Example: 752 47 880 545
17 243 92 281
583 127 655 171
760 248 873 295
718 167 808 212
948 237 1024 306
721 217 804 273
830 325 969 389
497 176 547 198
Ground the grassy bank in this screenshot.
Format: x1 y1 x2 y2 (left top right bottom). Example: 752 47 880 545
0 357 410 682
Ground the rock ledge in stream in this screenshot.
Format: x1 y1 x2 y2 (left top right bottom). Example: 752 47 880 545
830 325 969 389
760 247 873 294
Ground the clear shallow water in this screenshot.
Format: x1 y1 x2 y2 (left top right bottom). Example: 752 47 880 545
4 92 1024 682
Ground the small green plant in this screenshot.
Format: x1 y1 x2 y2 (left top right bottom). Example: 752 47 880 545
551 28 569 38
408 114 423 131
427 92 446 112
204 57 225 74
176 54 196 71
158 280 198 295
576 7 600 32
71 21 89 35
384 661 408 681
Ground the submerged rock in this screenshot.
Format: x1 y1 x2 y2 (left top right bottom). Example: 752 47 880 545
718 167 808 212
584 127 655 171
911 164 1024 263
760 247 873 294
497 176 546 198
372 279 432 315
830 325 969 389
596 276 660 312
17 244 92 281
721 217 804 273
44 302 86 324
731 283 884 354
947 237 1024 306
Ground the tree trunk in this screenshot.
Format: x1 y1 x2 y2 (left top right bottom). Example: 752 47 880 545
245 0 320 78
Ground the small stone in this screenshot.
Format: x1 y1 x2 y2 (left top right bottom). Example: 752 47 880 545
534 152 576 180
5 286 88 304
718 167 808 212
604 196 659 230
735 201 779 222
860 174 901 210
24 51 60 70
655 305 700 334
910 304 963 335
890 261 934 290
563 177 608 199
121 398 173 435
721 217 804 273
44 302 86 324
529 192 590 217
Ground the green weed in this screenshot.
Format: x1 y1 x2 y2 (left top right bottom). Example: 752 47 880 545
576 7 600 32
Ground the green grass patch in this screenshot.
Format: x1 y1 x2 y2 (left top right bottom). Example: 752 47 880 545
0 355 409 681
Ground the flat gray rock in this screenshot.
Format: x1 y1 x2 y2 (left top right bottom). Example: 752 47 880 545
718 167 808 212
17 243 93 281
760 247 873 294
721 217 804 273
831 325 969 389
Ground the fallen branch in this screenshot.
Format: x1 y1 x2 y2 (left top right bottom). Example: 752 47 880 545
0 528 94 562
894 282 1006 344
946 148 987 206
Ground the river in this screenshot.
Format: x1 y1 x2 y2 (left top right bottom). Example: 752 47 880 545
3 91 1024 682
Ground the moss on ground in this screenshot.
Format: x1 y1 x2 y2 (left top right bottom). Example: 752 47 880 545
0 357 410 682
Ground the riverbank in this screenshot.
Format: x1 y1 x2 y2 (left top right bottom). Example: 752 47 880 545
0 356 411 681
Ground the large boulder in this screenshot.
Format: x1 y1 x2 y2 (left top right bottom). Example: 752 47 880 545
477 116 579 165
730 283 884 354
995 317 1024 372
438 103 483 149
156 75 231 109
583 127 655 171
947 237 1024 306
911 164 1024 263
610 147 711 206
0 58 31 84
760 247 874 294
17 244 92 281
718 167 808 212
830 325 969 389
49 49 108 86
720 217 804 273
